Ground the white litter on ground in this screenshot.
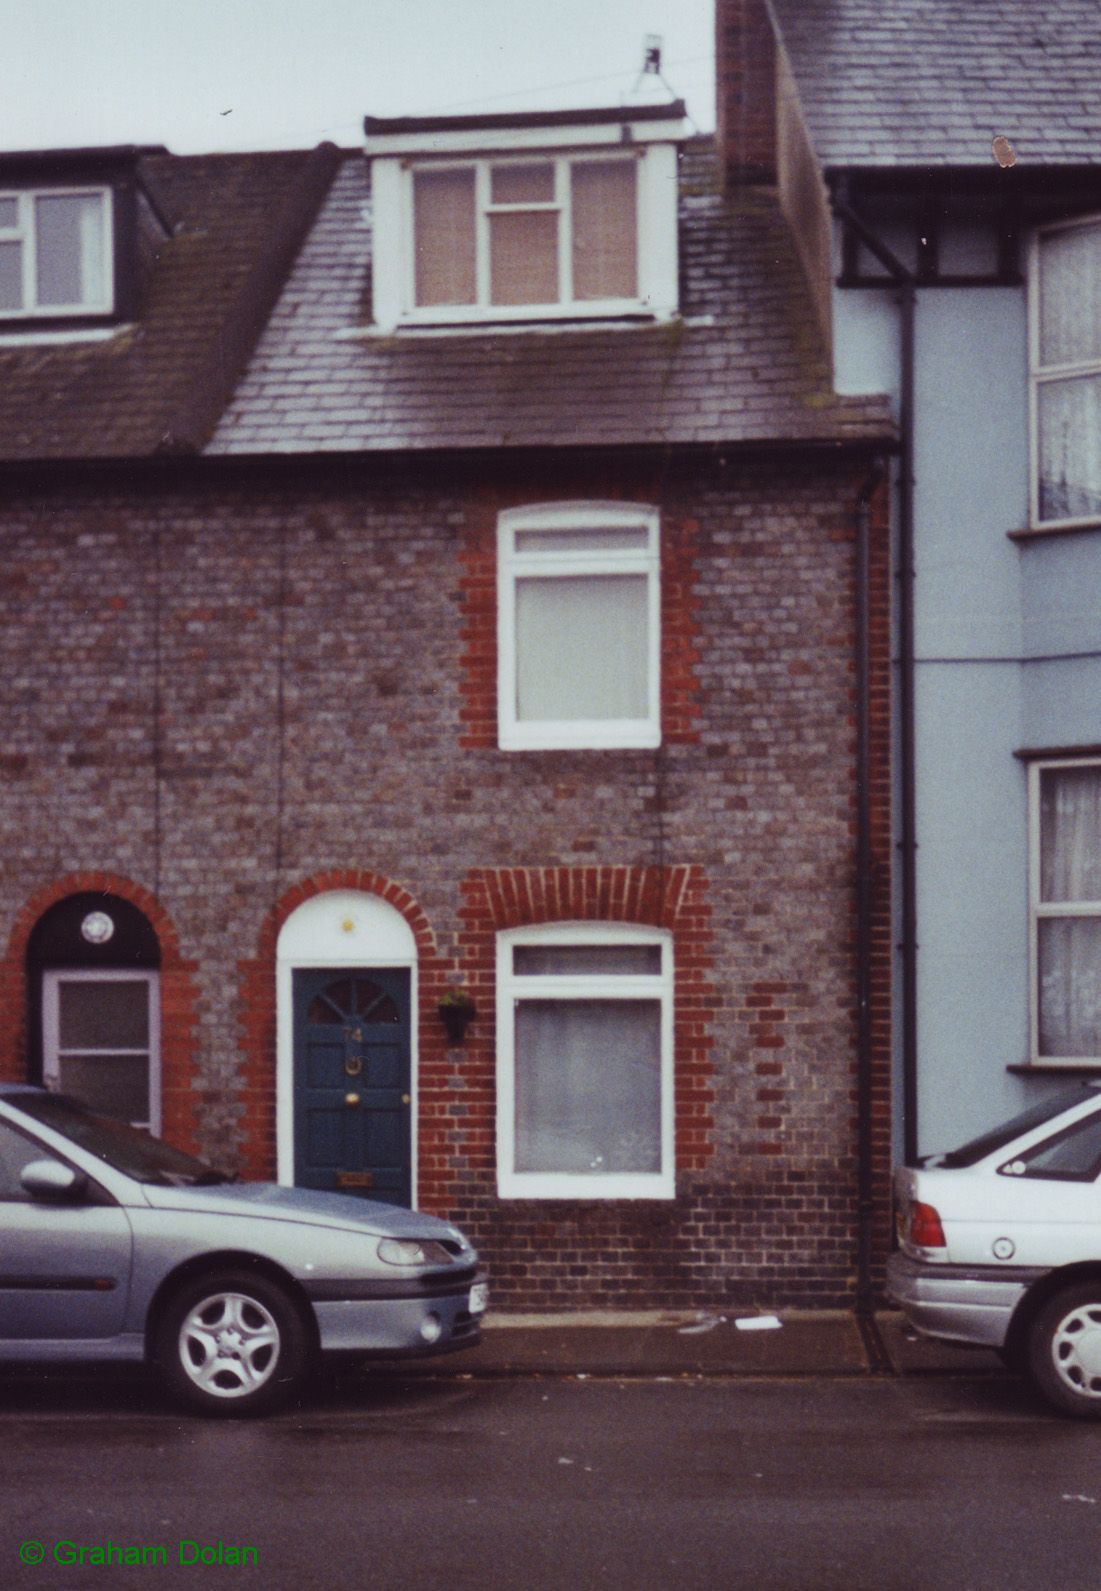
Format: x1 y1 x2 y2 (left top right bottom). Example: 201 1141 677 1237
734 1315 783 1331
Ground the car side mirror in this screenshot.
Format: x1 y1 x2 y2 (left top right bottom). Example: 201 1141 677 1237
20 1159 88 1202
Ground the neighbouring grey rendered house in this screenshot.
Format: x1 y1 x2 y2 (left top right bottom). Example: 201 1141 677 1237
726 0 1101 1157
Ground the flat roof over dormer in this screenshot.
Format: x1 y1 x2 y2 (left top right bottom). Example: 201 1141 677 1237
364 101 690 156
0 145 168 175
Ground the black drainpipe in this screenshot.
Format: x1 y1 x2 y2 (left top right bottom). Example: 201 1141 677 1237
833 188 920 1168
854 455 887 1329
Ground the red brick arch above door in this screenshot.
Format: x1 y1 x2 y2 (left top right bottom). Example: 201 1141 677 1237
236 871 449 1187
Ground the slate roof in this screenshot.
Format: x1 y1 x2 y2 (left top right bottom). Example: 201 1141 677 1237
0 146 337 461
770 0 1101 167
210 140 891 455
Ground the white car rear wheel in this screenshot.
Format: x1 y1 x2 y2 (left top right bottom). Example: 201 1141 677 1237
1029 1285 1101 1419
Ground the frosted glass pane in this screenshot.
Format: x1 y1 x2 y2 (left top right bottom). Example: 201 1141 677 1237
35 193 104 306
1040 766 1101 902
491 163 554 204
0 241 21 309
1038 376 1101 522
572 160 637 299
490 211 558 305
414 168 476 307
57 1054 150 1123
1039 223 1101 367
59 980 149 1048
0 199 17 228
514 999 661 1174
1039 919 1101 1058
514 945 661 975
515 528 648 554
515 574 648 721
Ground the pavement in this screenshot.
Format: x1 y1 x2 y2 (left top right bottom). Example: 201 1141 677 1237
384 1309 1007 1380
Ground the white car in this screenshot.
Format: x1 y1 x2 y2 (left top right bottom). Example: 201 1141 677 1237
888 1082 1101 1417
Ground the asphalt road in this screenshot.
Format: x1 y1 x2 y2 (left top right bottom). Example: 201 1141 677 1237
3 1368 1100 1590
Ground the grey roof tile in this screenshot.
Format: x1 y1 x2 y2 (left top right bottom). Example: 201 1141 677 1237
211 142 892 454
0 147 336 460
771 0 1101 166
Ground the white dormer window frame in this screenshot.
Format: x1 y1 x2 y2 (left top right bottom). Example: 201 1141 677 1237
0 186 113 318
369 123 680 332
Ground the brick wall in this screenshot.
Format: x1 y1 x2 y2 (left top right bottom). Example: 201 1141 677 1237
0 452 890 1308
716 0 778 182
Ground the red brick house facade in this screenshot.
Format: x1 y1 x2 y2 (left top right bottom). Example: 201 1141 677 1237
0 83 895 1308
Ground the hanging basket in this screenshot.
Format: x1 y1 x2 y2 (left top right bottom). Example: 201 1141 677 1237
438 996 477 1045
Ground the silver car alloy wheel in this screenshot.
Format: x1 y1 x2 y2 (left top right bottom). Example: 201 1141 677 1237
1050 1302 1101 1400
177 1290 282 1400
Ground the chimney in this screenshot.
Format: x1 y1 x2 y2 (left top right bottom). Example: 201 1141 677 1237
716 0 777 182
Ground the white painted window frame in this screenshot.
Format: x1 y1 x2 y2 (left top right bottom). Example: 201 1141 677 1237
497 501 662 751
0 186 113 317
41 968 161 1131
496 921 675 1200
370 139 678 331
1028 211 1101 532
1028 755 1101 1065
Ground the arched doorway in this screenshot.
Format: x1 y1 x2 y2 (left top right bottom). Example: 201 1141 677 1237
27 893 161 1131
276 890 417 1206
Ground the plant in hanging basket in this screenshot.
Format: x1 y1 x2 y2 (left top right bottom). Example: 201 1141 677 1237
437 989 477 1043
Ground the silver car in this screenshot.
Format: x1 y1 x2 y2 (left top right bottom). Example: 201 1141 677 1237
0 1084 487 1415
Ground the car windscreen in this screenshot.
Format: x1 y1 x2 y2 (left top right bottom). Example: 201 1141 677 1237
933 1085 1101 1169
8 1093 231 1187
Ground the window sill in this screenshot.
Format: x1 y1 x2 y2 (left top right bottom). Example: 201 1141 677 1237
0 322 126 347
1007 1063 1101 1076
335 312 698 342
497 1186 676 1201
1008 519 1101 542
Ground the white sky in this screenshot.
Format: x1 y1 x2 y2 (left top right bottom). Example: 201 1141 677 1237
4 0 715 156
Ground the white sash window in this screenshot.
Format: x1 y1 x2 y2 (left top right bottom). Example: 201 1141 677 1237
496 924 674 1199
42 970 160 1130
498 503 661 750
1031 759 1101 1063
0 188 112 317
1031 215 1101 529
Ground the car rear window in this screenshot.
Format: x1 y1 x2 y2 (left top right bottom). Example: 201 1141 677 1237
934 1085 1101 1169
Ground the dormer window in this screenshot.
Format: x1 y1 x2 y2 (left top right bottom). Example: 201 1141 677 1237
0 188 112 317
366 103 685 331
412 154 638 313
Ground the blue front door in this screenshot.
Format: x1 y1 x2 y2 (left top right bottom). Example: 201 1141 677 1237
292 967 412 1206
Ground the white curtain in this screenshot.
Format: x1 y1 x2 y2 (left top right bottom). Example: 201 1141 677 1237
1037 223 1101 522
0 240 21 310
572 160 637 300
1039 223 1101 368
513 999 661 1174
413 169 476 307
35 193 104 307
1039 766 1101 1056
515 573 648 721
1038 376 1101 523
